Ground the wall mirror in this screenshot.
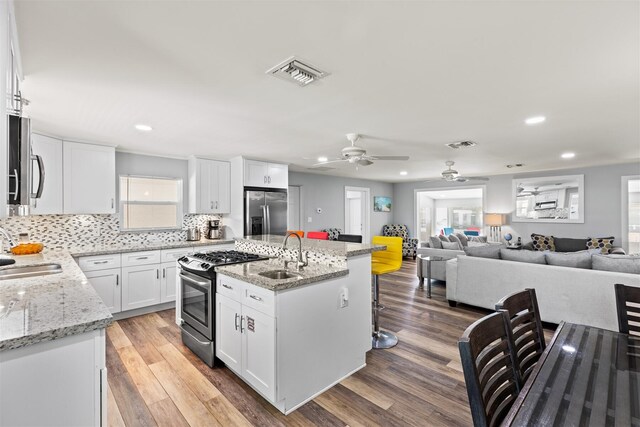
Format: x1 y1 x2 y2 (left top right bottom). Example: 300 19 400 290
512 174 584 223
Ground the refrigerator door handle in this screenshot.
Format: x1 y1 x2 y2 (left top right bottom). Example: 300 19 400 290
31 154 45 199
261 205 267 235
266 205 271 235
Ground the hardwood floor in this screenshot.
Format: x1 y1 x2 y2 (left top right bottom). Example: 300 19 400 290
105 259 537 426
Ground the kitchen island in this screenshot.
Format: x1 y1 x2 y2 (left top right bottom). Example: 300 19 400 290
214 235 384 414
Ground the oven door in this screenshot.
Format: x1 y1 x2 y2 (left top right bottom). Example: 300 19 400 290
179 269 213 340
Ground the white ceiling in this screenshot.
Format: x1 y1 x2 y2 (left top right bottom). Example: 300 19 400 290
15 1 640 183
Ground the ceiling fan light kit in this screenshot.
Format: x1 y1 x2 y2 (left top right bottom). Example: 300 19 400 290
424 161 490 183
312 133 409 168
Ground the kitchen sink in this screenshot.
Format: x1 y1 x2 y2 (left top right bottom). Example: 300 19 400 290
0 263 63 281
258 269 303 280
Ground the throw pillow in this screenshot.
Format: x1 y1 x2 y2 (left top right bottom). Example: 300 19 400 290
545 250 593 269
439 235 450 242
531 234 555 251
448 234 462 248
455 232 469 247
554 237 588 253
428 236 443 249
442 241 461 250
463 244 504 259
592 254 640 274
586 237 615 254
500 249 547 264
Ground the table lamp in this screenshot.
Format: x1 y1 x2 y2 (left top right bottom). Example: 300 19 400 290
484 213 505 242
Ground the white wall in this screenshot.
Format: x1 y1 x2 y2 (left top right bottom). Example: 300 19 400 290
289 172 393 239
393 162 640 242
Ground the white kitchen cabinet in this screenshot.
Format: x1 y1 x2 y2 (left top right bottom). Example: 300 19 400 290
188 157 231 214
121 264 161 310
63 141 116 214
244 159 288 189
216 293 243 373
31 133 63 214
84 267 121 313
161 261 177 303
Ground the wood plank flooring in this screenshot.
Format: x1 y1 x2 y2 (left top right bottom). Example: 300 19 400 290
106 259 549 426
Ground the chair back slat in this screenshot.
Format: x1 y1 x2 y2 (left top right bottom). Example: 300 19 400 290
495 288 546 384
615 284 640 336
459 311 522 427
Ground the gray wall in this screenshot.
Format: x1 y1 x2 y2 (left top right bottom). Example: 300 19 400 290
116 152 189 213
393 162 640 242
289 172 394 238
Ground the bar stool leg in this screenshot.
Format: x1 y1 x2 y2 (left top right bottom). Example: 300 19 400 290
371 274 398 349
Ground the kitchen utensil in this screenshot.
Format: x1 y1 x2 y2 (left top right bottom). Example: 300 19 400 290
186 228 201 241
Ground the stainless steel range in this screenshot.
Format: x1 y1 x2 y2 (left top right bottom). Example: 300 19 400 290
177 250 267 367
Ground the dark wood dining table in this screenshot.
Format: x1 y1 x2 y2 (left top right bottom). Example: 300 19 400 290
502 321 640 426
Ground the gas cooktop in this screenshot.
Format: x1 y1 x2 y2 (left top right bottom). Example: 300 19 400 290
178 250 267 275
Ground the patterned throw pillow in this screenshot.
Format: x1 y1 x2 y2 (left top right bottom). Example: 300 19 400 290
586 237 615 254
531 234 555 251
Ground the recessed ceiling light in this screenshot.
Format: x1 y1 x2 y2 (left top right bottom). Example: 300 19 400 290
317 156 328 162
400 171 408 176
135 124 153 132
561 152 575 159
525 116 546 125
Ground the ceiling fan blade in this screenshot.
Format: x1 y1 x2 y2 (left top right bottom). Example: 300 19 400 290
311 159 347 167
357 159 374 166
458 176 490 182
423 178 445 183
368 155 410 161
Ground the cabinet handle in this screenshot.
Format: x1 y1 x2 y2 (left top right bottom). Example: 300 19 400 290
157 269 159 279
163 268 166 278
136 256 149 260
210 201 213 209
111 198 114 209
116 274 119 286
249 294 263 302
235 313 239 331
221 283 233 290
240 315 245 333
215 201 218 209
268 176 271 184
93 260 109 265
264 176 267 184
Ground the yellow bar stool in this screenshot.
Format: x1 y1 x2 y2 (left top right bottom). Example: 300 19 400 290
371 236 403 349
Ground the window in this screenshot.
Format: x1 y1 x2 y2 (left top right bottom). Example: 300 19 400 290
415 187 484 240
623 176 640 255
119 176 182 231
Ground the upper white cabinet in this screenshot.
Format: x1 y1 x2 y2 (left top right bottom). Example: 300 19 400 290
244 160 288 189
188 157 230 214
63 141 116 214
31 134 63 215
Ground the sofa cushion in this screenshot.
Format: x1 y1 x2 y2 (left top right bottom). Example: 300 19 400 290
429 236 443 249
442 241 461 250
439 235 450 242
470 235 488 243
554 237 588 253
468 241 489 247
531 234 555 251
586 237 615 254
500 249 547 264
464 244 504 259
455 233 469 247
592 254 640 274
545 250 593 269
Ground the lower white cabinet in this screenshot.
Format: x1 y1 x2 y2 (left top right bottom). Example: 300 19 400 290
121 265 161 311
84 268 121 313
216 293 242 372
161 261 177 303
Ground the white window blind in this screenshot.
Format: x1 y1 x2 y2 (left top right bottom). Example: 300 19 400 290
120 176 182 231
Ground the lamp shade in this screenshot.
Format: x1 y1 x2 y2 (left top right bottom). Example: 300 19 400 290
484 213 505 226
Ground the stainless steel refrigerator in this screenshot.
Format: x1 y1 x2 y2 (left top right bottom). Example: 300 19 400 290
244 188 288 236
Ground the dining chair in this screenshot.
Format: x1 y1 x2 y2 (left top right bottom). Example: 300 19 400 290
458 311 522 427
614 283 640 336
307 231 329 240
495 288 546 384
337 233 362 243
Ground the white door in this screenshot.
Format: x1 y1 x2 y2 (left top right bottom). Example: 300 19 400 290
30 134 63 214
216 293 242 373
215 160 231 213
84 268 121 313
267 163 288 188
160 262 177 303
288 186 301 230
348 197 362 235
241 305 276 401
344 187 370 242
121 265 161 311
63 141 116 214
244 160 269 187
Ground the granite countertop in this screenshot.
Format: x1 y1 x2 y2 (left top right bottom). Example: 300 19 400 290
0 250 113 352
235 235 386 257
68 238 234 257
215 259 349 291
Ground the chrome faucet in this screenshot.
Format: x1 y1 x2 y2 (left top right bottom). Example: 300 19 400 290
0 227 17 253
282 232 309 271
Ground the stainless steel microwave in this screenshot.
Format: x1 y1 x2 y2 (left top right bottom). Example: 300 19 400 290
7 115 44 216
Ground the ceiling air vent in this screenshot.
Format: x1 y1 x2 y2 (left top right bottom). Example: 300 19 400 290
446 140 477 149
266 56 330 87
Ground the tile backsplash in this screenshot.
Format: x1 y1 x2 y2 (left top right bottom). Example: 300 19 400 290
0 213 222 250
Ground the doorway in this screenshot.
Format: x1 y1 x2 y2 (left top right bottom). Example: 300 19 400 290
344 186 370 243
288 185 302 231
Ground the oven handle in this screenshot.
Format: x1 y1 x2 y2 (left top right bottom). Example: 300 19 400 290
180 325 210 346
179 272 211 289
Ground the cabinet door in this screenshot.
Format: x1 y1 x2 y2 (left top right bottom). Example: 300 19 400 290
63 141 115 214
267 163 288 189
214 160 230 213
216 293 242 373
121 265 161 311
241 305 276 401
84 268 121 313
161 262 177 303
245 160 269 187
197 159 214 213
30 134 63 214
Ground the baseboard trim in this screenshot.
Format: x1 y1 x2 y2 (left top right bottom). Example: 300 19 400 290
112 301 175 321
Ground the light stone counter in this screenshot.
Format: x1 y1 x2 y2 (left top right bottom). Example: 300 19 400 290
68 238 234 257
235 235 385 258
0 250 112 351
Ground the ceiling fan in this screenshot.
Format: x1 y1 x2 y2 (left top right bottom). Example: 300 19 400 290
312 133 409 167
425 161 489 183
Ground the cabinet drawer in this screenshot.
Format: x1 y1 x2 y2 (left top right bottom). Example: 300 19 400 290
243 283 275 317
121 250 161 267
217 275 245 302
161 247 193 263
78 254 121 272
